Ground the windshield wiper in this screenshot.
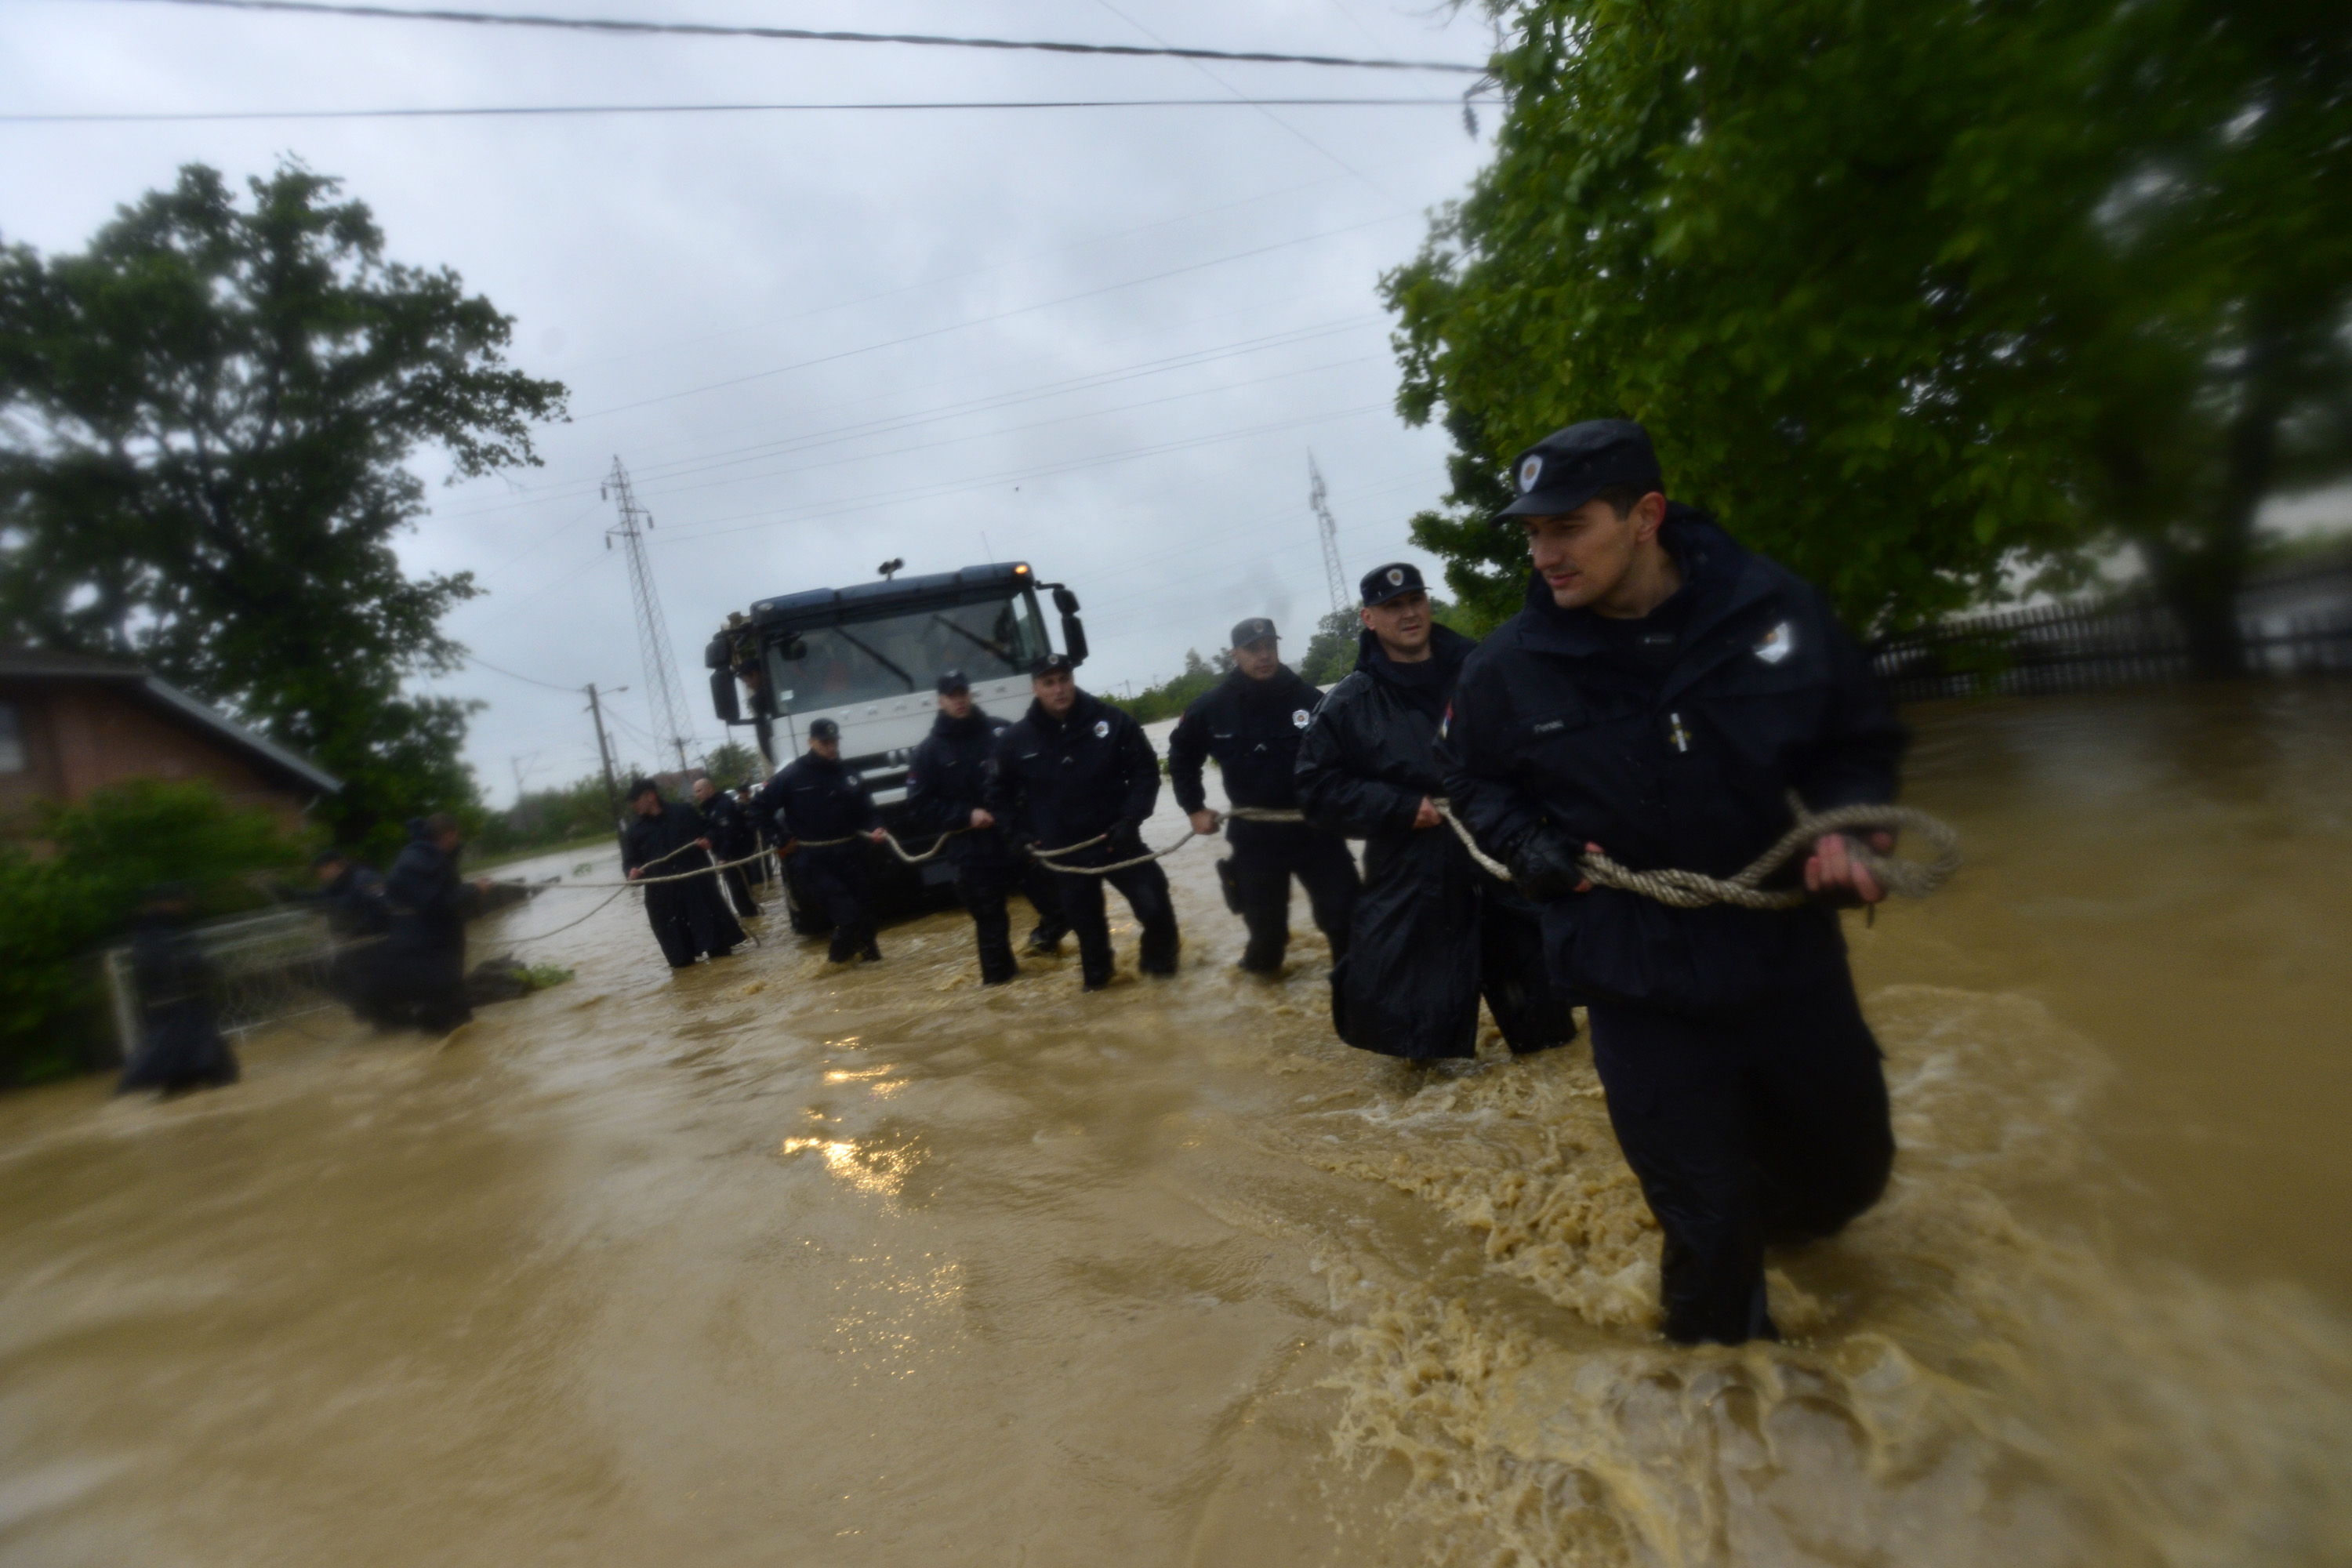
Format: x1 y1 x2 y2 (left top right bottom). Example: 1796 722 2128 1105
832 627 915 691
931 613 1011 663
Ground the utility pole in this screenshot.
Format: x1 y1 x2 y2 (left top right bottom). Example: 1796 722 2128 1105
604 456 696 777
585 681 625 843
1308 452 1348 620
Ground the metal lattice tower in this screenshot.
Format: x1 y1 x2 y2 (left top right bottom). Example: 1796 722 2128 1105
1308 452 1348 619
603 456 695 776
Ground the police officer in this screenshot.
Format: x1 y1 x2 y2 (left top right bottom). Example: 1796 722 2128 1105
1443 418 1908 1346
1296 564 1574 1062
691 775 760 918
376 813 491 1030
623 779 746 967
986 652 1178 991
758 718 889 964
906 668 1069 984
1168 617 1359 975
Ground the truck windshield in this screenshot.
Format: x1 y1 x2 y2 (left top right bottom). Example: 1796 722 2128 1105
766 593 1047 716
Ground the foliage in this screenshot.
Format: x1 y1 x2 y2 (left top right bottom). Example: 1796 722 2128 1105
470 772 620 859
0 780 308 1085
1386 0 2352 667
0 161 569 858
1105 647 1232 724
523 964 573 990
702 739 763 788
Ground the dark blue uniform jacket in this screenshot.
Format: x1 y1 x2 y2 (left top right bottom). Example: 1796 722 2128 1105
757 752 878 844
1442 509 1907 1018
1166 665 1325 815
906 706 1016 867
985 690 1160 851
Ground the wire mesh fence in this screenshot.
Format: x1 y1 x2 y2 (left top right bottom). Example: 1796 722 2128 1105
100 906 356 1059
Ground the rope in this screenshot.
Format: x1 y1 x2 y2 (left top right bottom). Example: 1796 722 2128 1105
1028 830 1194 876
1435 795 1961 909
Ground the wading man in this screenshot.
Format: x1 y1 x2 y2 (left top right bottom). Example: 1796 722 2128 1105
1168 617 1359 975
1443 418 1907 1345
1296 564 1573 1062
623 779 745 968
906 669 1069 985
987 652 1178 991
691 775 760 919
376 813 491 1031
758 719 888 964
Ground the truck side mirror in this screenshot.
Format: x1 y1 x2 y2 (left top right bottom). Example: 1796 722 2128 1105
710 667 742 724
1051 586 1081 615
703 634 731 671
1060 612 1089 666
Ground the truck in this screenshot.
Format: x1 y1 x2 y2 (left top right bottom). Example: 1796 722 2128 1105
703 561 1090 927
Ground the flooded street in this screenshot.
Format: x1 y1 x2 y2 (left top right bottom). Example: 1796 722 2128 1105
4 685 2350 1566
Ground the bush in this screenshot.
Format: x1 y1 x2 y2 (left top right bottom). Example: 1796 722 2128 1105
0 781 309 1087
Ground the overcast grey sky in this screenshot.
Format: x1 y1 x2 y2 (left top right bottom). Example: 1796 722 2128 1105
2 0 1508 803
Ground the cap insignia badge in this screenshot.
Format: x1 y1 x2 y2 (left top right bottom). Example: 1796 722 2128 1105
1518 456 1543 492
1386 567 1404 586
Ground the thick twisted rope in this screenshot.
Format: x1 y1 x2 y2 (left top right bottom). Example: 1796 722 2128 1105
1027 829 1196 876
1436 795 1959 909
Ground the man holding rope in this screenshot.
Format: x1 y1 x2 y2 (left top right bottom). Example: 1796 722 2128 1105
1295 564 1573 1062
1168 617 1359 977
987 652 1179 991
622 779 745 968
1443 418 1907 1346
906 667 1068 985
757 719 889 964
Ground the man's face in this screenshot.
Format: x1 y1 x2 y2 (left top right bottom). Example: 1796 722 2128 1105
436 828 463 852
314 858 347 887
1523 493 1665 608
632 790 661 816
939 689 974 720
1232 638 1280 681
1359 591 1432 655
809 735 840 760
1033 670 1077 717
691 778 713 804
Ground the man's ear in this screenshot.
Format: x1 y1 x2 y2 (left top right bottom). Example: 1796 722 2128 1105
1635 491 1669 540
1358 607 1374 630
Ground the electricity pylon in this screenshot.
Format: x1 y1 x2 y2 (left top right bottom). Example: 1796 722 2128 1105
1308 452 1348 619
603 456 695 777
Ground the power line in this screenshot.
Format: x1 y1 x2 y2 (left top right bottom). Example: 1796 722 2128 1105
464 652 583 691
109 0 1491 73
2 97 1494 125
574 212 1410 419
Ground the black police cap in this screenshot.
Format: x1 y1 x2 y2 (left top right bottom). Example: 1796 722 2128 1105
625 776 659 799
935 667 970 694
807 718 840 742
1229 616 1278 648
1359 561 1426 607
1031 652 1075 677
1494 418 1664 523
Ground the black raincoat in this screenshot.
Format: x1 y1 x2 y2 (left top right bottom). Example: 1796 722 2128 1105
623 799 745 967
757 752 881 960
1295 626 1573 1059
116 913 238 1093
375 827 480 1030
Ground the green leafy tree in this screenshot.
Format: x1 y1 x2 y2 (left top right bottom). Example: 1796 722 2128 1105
0 162 568 858
0 780 307 1083
1387 0 2350 666
702 739 763 788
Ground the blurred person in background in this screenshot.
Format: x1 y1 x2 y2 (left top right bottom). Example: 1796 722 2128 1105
115 882 239 1095
374 814 491 1033
691 775 760 919
1169 617 1358 976
623 779 745 968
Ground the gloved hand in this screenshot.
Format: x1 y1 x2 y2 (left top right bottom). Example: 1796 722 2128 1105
1508 827 1587 901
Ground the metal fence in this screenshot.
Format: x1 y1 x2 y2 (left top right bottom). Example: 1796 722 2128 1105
1869 552 2352 702
100 906 354 1062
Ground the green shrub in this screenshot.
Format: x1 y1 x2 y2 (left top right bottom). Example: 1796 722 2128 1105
0 780 309 1087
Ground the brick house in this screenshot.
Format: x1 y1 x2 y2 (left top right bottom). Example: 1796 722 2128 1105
0 648 341 832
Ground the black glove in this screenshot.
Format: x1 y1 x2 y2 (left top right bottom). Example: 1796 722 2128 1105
1508 827 1586 901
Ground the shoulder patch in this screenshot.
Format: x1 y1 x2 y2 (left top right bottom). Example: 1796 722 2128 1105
1753 620 1797 664
1092 719 1109 738
1291 708 1310 729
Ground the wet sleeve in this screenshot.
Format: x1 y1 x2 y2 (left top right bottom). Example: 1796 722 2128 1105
1795 597 1907 812
1440 666 1545 857
1117 715 1161 826
1294 688 1422 837
1166 703 1210 815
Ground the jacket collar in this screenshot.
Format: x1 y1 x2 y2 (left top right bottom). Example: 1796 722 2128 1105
1025 688 1101 734
931 705 993 739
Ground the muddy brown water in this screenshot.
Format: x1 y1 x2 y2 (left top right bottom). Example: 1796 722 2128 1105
3 685 2349 1566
